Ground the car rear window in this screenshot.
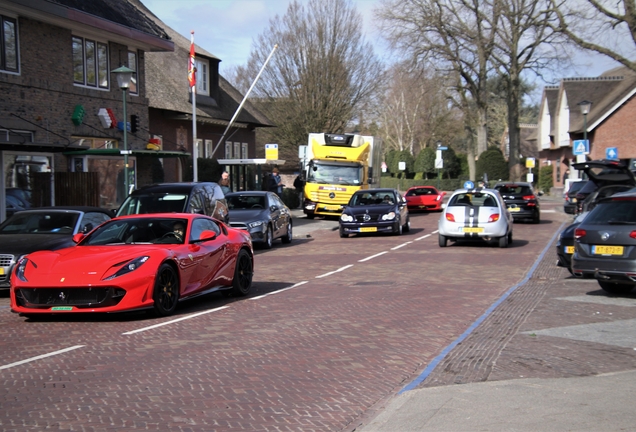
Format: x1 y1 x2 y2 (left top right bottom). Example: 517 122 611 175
406 188 435 196
449 193 498 207
495 185 532 195
568 181 587 194
584 198 636 224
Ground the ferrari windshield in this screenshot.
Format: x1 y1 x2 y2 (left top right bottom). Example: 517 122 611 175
0 211 79 234
83 217 189 245
307 162 363 186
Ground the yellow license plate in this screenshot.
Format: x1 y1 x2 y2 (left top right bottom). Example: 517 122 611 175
360 227 377 232
592 245 623 255
0 268 4 275
565 246 575 254
323 205 340 211
462 227 484 233
508 207 520 212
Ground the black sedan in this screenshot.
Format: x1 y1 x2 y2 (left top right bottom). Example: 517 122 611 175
493 182 541 223
225 191 292 249
339 188 410 238
0 206 113 292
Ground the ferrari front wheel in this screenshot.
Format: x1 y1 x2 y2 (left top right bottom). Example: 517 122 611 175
232 249 253 296
152 263 180 317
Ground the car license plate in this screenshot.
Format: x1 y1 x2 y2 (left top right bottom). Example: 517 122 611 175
508 206 520 212
51 306 74 311
565 246 575 254
462 227 484 233
323 204 340 211
0 268 4 275
360 227 377 232
592 245 624 255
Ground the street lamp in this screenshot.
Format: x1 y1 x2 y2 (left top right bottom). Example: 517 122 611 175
436 141 442 190
112 65 134 196
577 100 592 143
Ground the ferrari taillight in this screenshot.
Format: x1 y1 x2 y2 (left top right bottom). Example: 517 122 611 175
630 231 636 239
488 213 500 222
446 213 456 222
574 228 586 239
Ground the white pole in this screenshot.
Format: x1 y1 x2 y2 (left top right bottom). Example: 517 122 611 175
210 44 278 158
190 31 198 182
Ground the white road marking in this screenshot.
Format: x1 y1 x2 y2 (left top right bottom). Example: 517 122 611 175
315 264 354 279
122 306 229 335
250 281 309 300
358 251 388 262
415 233 433 241
0 345 85 370
391 242 413 250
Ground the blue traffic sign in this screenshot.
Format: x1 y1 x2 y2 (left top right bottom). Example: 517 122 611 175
606 147 618 160
463 181 475 189
573 140 589 155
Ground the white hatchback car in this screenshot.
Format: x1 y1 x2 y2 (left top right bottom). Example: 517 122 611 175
438 188 513 248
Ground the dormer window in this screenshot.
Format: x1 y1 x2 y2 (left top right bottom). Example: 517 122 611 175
195 58 209 96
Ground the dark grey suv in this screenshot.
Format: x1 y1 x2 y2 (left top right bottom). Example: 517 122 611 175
116 183 229 223
572 191 636 294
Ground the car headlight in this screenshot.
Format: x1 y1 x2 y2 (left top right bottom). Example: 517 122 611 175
103 256 149 281
340 214 354 222
248 220 267 229
15 256 30 282
382 211 396 221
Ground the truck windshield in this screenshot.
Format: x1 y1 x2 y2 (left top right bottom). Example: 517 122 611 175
307 163 362 186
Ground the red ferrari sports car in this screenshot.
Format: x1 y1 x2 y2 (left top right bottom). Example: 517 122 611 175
404 186 446 211
10 213 253 317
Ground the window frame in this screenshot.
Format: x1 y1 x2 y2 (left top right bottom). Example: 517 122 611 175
195 57 209 96
1 14 19 73
72 35 109 89
127 50 138 95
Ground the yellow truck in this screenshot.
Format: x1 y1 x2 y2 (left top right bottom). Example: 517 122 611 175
302 133 382 219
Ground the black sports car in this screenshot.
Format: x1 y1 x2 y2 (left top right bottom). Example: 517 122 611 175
339 188 410 237
0 206 113 292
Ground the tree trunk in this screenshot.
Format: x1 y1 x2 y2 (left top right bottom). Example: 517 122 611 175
507 75 521 181
477 106 488 155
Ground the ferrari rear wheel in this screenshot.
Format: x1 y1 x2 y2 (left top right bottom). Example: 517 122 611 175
232 249 253 296
152 263 179 317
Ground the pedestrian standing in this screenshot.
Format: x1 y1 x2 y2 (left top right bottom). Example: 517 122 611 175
293 172 305 209
271 167 283 197
219 170 231 195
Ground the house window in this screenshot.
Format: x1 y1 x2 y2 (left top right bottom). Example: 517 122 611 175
205 139 213 158
73 36 109 89
128 50 138 94
233 142 240 159
196 139 204 159
195 58 209 96
241 143 248 159
1 15 18 73
225 142 232 158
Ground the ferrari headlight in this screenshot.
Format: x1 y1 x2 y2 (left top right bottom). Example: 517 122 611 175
15 257 30 282
104 256 149 281
248 220 266 229
340 214 354 222
382 212 396 221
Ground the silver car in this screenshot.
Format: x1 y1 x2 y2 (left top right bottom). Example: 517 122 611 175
438 188 513 248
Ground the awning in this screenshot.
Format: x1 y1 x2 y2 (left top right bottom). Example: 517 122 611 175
216 158 285 165
63 148 191 158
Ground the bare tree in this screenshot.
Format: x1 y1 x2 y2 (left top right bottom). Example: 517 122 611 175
231 0 383 155
552 0 636 72
378 62 461 155
492 0 562 180
376 0 499 180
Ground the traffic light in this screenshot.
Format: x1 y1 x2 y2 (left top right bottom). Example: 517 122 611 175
130 114 139 133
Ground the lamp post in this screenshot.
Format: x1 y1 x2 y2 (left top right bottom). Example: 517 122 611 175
436 141 442 190
112 65 134 196
578 100 591 143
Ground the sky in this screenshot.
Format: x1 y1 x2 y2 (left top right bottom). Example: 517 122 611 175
140 0 624 100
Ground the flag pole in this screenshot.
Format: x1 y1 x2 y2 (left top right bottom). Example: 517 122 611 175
189 31 198 182
210 44 278 158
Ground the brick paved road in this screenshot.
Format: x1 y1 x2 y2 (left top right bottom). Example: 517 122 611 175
0 201 575 431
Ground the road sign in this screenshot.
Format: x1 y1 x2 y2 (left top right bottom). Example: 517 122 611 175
398 161 406 170
573 140 589 155
463 180 475 189
525 158 535 168
265 143 278 160
435 158 443 169
606 147 618 160
437 146 448 150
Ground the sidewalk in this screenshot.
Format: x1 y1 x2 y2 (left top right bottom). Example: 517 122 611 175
357 200 636 431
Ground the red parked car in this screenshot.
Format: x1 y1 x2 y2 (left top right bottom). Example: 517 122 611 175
404 186 446 212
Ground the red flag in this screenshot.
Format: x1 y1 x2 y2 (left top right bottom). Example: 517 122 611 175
188 31 196 88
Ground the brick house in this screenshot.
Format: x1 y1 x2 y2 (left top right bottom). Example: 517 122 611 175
537 66 636 194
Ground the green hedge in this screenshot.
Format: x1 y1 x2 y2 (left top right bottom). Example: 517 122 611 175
379 177 464 192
